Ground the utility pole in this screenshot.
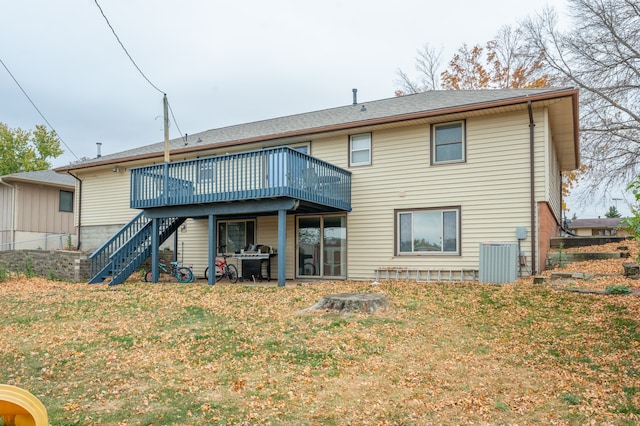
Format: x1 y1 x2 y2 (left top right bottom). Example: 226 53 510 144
163 94 170 162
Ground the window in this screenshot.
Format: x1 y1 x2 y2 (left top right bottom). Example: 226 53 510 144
291 143 310 155
217 220 255 254
397 208 459 254
297 214 347 278
198 158 215 183
349 133 371 166
59 190 73 212
432 121 465 163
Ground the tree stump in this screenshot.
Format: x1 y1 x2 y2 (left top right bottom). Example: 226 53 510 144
300 293 389 314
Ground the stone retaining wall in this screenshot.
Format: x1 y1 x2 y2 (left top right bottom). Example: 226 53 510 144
0 250 177 283
550 236 629 249
0 250 89 282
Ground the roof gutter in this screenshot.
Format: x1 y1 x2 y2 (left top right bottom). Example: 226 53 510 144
55 88 580 173
528 101 537 275
66 171 82 250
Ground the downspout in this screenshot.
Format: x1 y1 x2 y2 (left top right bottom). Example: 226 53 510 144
527 101 537 274
66 171 82 250
0 178 16 250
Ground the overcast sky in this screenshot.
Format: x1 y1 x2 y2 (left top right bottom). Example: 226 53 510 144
3 0 626 218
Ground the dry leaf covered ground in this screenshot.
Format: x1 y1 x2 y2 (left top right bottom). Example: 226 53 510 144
0 255 639 425
543 241 640 294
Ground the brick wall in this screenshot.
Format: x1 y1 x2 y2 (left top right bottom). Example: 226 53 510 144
0 250 89 282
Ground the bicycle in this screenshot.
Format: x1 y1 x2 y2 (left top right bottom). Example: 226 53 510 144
300 253 316 276
144 260 194 283
302 261 316 275
204 250 238 283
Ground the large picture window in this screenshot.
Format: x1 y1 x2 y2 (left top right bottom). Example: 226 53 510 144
59 190 73 212
397 208 459 254
217 220 255 254
432 121 465 164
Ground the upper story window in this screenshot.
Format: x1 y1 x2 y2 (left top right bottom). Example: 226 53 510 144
432 121 465 164
349 133 371 166
397 207 459 254
198 158 216 183
291 143 310 155
59 190 73 212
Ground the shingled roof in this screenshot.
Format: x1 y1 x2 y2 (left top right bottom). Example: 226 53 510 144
55 87 579 172
568 218 625 229
0 169 75 187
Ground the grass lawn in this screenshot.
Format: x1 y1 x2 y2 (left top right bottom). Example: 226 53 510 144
0 275 639 425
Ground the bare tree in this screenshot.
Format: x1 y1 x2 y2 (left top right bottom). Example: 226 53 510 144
487 25 551 89
523 0 640 191
395 44 443 95
397 26 550 93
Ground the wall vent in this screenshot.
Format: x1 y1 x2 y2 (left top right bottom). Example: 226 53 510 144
479 243 517 284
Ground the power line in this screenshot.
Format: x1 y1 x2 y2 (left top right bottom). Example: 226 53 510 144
167 100 185 142
93 0 185 142
93 0 164 95
0 57 80 161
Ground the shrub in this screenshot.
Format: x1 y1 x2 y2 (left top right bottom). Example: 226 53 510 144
606 285 632 295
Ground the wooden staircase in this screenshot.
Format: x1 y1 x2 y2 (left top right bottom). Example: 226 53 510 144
88 212 185 285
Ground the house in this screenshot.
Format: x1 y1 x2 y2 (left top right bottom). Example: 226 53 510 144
54 88 580 285
567 218 628 237
0 170 77 251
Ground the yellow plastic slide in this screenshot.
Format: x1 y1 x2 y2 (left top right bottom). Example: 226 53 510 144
0 384 48 426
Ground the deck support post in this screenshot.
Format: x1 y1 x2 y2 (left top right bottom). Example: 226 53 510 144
151 218 159 283
277 209 286 286
208 214 217 285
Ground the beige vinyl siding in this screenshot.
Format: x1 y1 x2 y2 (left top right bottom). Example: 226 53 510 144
14 183 75 234
0 184 12 231
544 108 562 221
174 219 207 278
0 184 13 250
313 110 539 279
80 169 139 226
574 228 592 237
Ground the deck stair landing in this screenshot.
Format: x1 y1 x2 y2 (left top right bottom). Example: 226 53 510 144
89 212 185 285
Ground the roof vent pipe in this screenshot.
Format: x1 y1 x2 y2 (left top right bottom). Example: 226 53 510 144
96 142 102 158
352 88 358 105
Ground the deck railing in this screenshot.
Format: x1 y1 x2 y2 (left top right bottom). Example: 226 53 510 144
130 147 351 211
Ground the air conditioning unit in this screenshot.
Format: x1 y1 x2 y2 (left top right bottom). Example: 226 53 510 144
479 243 517 284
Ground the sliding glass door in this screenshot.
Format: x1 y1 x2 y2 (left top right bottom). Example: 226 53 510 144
297 215 346 278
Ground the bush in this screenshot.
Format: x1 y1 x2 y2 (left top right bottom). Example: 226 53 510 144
606 285 632 295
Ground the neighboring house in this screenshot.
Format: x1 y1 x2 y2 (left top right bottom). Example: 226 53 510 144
567 218 629 237
54 88 580 285
0 170 77 251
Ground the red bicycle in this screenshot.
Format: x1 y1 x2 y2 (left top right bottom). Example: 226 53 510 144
204 248 238 283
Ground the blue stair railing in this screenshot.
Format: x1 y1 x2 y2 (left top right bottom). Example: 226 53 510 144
88 213 185 285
